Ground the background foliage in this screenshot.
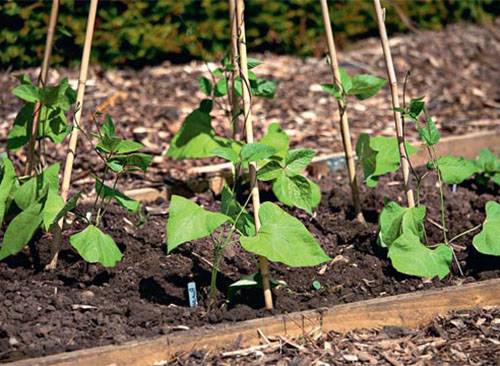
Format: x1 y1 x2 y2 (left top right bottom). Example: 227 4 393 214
1 0 497 70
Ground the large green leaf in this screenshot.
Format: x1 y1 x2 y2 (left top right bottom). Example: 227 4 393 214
272 173 315 214
0 202 43 260
69 225 123 267
474 149 499 175
39 107 71 143
240 202 330 267
41 189 65 231
285 148 315 174
378 201 425 248
95 180 139 213
417 117 440 146
257 160 284 181
166 195 230 253
7 103 33 151
0 157 17 224
251 78 277 99
356 133 417 187
348 74 386 100
388 232 452 279
220 186 255 236
166 109 228 159
259 123 289 159
108 153 152 172
240 143 276 163
198 76 212 96
472 201 500 256
12 83 40 103
436 155 478 184
321 83 342 101
14 163 60 210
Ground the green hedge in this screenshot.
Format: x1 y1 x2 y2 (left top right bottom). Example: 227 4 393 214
1 0 497 69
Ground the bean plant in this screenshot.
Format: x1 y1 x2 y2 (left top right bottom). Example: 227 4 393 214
166 58 330 307
357 96 500 279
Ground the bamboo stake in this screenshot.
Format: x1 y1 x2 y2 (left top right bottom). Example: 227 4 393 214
46 0 99 271
236 0 273 310
373 0 415 207
319 0 364 223
25 0 60 176
228 0 240 139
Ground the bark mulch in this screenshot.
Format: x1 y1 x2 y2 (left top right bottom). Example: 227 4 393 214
167 307 500 366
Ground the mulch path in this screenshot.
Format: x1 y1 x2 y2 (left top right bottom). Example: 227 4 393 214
168 307 500 365
0 21 498 188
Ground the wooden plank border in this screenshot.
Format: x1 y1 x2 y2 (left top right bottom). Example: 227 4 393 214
9 278 500 366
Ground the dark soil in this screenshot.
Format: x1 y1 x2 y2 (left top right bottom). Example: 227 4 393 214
171 307 500 365
0 168 498 363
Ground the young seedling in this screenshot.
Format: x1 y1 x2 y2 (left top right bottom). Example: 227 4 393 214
66 114 152 267
358 95 500 279
319 0 385 223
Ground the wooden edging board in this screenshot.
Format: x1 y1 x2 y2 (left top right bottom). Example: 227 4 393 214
9 278 500 366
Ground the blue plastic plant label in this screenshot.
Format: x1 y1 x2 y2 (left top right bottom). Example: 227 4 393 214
187 282 198 307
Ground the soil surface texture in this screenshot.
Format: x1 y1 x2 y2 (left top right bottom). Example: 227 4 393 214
0 167 498 362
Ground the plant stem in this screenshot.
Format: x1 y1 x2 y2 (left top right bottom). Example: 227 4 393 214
320 0 364 224
373 0 415 208
25 0 60 176
235 0 273 310
449 224 482 244
46 0 99 271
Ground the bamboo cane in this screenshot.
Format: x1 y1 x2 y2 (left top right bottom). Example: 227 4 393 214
319 0 364 223
373 0 415 207
228 0 240 139
46 0 99 271
236 0 273 310
25 0 60 176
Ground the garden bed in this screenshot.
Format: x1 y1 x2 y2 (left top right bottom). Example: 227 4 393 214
1 161 498 364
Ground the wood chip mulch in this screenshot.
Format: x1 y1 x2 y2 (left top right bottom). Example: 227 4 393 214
166 307 500 366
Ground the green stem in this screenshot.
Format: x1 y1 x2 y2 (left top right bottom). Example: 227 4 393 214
449 224 481 244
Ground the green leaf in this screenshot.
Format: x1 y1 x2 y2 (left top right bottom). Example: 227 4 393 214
14 163 60 210
12 83 39 103
198 76 212 96
51 192 82 227
109 153 152 172
240 202 330 267
101 114 116 138
210 141 242 164
95 180 140 213
41 189 64 231
475 149 498 174
7 103 33 151
312 280 321 290
356 133 417 187
308 179 321 208
167 109 228 159
437 155 478 184
272 173 316 214
247 58 263 69
0 157 17 224
0 202 43 260
348 74 386 100
285 149 315 174
214 77 228 97
409 98 425 119
493 173 500 185
321 83 342 101
472 201 500 256
69 225 123 267
339 67 352 92
240 143 276 163
259 123 289 159
40 107 71 143
388 232 452 279
251 78 277 99
417 117 440 146
166 195 229 253
257 160 284 181
114 140 144 154
227 272 285 302
378 201 426 248
221 186 255 236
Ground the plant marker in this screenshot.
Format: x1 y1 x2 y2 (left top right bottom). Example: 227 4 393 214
25 0 60 176
373 0 415 208
236 0 273 310
187 282 198 307
47 0 99 270
320 0 364 223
